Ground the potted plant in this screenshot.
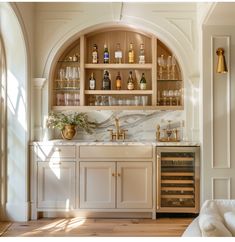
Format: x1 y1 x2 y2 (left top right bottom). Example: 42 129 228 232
47 111 95 140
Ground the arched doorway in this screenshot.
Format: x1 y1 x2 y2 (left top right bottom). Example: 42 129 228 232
0 2 30 221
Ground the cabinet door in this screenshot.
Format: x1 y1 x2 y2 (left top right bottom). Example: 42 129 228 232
80 161 115 209
117 162 152 209
37 161 76 209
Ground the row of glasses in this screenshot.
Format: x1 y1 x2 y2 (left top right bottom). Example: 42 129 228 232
157 55 177 80
157 89 182 106
57 67 80 89
90 95 149 106
56 93 80 106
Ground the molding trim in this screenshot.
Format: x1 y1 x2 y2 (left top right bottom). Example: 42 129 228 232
33 78 47 88
211 35 231 169
211 177 231 200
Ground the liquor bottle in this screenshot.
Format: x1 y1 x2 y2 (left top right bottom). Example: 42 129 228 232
89 72 96 90
92 44 98 64
139 73 147 90
115 71 121 90
102 70 111 90
127 71 134 90
103 44 109 63
114 43 122 64
128 43 134 63
139 43 145 64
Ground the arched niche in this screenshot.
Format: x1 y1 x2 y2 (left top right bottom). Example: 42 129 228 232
47 24 184 110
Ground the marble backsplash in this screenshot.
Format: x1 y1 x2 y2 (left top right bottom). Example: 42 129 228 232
50 110 185 141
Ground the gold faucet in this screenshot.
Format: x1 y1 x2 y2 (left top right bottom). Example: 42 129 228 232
108 118 128 141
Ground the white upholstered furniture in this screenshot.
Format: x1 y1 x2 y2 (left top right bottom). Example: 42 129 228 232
183 199 235 237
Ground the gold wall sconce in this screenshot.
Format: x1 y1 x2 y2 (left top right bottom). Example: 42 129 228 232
216 48 228 73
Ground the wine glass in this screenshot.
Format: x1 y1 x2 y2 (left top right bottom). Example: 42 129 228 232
158 55 166 79
171 55 176 80
167 56 172 80
162 90 168 106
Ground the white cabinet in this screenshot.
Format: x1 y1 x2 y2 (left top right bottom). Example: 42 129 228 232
37 161 76 209
80 161 152 209
117 162 152 209
80 162 116 209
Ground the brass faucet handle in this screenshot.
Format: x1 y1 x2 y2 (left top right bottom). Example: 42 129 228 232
107 129 117 141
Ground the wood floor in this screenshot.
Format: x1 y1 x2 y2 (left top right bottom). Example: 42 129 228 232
1 217 193 237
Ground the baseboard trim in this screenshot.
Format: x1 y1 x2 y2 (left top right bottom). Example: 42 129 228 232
6 202 30 222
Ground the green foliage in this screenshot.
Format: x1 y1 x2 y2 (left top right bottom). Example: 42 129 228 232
47 111 95 134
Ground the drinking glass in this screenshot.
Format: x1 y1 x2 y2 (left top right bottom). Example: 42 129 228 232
141 96 148 106
65 66 73 88
56 93 64 106
171 56 176 80
134 96 140 106
167 56 172 80
64 93 74 106
58 68 65 89
72 67 79 89
74 93 80 106
162 90 168 106
157 55 166 79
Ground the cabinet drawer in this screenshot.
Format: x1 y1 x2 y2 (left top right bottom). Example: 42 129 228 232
37 145 76 160
79 145 153 159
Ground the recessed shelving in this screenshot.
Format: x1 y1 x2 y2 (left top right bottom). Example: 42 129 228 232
51 26 184 110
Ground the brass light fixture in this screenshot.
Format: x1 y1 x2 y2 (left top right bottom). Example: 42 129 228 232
216 48 228 73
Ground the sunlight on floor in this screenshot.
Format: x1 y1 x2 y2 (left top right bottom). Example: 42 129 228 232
21 218 86 236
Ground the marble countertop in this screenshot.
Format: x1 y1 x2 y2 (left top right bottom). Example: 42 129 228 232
31 139 200 146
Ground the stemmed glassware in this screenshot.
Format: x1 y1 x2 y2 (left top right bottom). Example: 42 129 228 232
171 55 176 80
167 56 172 80
158 55 166 79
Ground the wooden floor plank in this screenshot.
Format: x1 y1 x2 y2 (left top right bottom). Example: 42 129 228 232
1 217 193 237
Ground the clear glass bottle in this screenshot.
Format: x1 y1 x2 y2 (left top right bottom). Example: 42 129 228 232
139 73 147 90
102 70 111 90
139 43 145 64
127 71 134 90
114 43 122 64
89 72 96 90
92 44 98 64
128 43 134 64
115 71 121 90
103 44 109 64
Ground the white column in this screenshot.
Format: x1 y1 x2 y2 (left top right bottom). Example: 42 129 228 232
32 78 46 141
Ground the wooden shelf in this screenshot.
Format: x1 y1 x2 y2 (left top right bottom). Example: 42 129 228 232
161 195 194 199
52 105 184 111
85 63 153 69
161 180 194 184
52 105 159 111
84 90 153 95
161 172 194 176
161 187 194 192
161 157 193 162
157 79 182 82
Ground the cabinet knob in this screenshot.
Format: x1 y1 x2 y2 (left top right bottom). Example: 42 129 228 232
117 173 121 177
112 173 116 177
